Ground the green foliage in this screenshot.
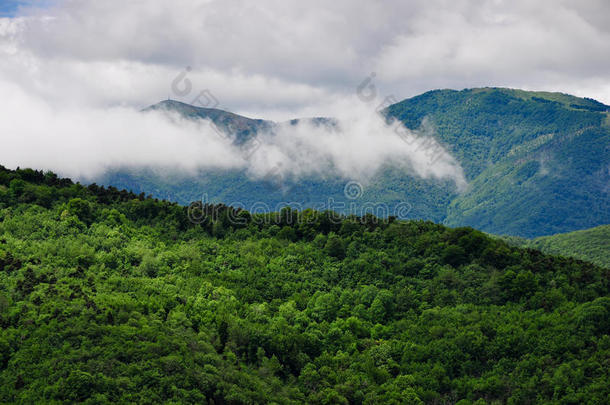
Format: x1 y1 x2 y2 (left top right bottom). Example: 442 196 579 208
99 88 610 238
502 224 610 268
324 233 345 259
0 165 608 403
67 198 94 225
386 87 610 237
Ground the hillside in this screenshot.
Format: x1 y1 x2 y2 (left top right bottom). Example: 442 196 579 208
386 87 610 237
96 88 610 238
1 165 609 403
144 100 273 145
503 225 610 268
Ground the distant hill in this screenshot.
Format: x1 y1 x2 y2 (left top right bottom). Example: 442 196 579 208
502 224 610 268
96 88 610 238
386 87 610 237
143 99 273 144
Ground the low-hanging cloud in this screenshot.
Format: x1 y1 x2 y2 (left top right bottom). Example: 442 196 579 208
0 81 245 177
245 98 466 189
0 79 466 189
2 0 603 190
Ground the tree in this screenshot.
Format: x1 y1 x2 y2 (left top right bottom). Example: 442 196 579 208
324 233 345 259
277 226 297 242
67 198 93 225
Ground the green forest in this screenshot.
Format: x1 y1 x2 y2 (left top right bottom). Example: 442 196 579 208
104 88 610 238
387 88 610 237
502 225 610 269
0 166 609 404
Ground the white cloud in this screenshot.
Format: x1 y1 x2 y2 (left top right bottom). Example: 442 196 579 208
0 0 607 186
2 0 608 115
247 97 467 188
0 77 467 188
0 80 244 177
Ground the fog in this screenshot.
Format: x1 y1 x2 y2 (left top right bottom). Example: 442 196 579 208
246 98 466 188
0 81 466 188
1 0 606 190
0 81 244 178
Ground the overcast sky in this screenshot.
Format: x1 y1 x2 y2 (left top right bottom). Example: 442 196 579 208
1 0 609 118
0 0 608 180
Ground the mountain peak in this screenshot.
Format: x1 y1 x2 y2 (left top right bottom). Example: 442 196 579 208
144 99 273 144
144 99 246 119
144 100 339 140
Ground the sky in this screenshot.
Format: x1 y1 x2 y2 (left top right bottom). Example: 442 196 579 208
0 0 608 180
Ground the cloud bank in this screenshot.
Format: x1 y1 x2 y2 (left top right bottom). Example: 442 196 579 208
1 0 608 116
245 99 466 189
0 0 607 187
0 77 466 187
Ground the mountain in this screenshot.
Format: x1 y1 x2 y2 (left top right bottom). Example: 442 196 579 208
502 224 610 268
143 99 336 144
143 99 274 144
96 88 610 238
105 99 458 224
386 88 610 237
1 166 609 403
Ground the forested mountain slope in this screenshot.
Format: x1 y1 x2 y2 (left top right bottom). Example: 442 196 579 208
386 88 610 237
144 100 273 145
98 88 610 238
1 166 608 404
502 225 610 269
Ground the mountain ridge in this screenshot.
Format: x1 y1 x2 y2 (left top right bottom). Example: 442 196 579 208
144 99 338 143
98 87 610 238
144 99 274 144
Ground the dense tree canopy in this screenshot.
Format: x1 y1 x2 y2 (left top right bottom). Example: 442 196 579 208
0 166 608 403
503 225 610 269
